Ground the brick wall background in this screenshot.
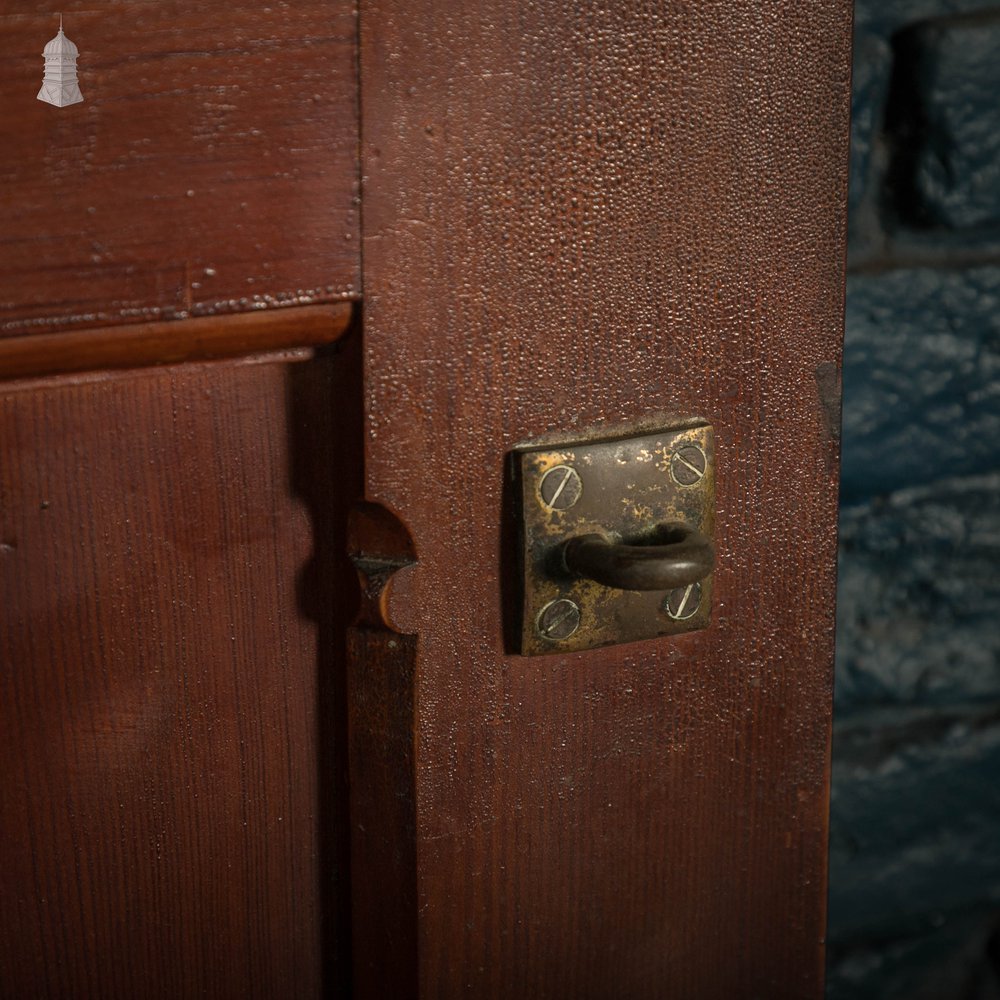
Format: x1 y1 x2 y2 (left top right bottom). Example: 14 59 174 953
829 2 1000 995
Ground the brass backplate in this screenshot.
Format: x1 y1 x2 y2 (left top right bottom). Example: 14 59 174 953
514 422 715 655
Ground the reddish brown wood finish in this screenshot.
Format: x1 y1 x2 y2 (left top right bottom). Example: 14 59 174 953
347 503 420 997
358 1 852 997
0 302 353 381
0 2 359 338
0 342 362 998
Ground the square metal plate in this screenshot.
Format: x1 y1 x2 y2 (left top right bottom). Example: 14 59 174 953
514 422 715 655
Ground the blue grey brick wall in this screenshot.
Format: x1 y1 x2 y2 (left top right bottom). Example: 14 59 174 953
829 3 1000 996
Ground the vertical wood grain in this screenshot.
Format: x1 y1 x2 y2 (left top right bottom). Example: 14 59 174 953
0 343 361 998
358 1 852 996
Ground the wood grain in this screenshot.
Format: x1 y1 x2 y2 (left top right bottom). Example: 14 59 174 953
0 302 353 381
0 2 359 339
359 1 853 996
347 503 420 998
0 342 362 998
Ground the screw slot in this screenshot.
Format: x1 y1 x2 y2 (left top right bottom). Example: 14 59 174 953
538 465 582 510
537 598 581 640
669 444 707 487
662 582 702 621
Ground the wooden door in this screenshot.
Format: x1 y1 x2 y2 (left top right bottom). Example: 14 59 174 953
354 2 852 996
0 4 360 996
0 2 853 998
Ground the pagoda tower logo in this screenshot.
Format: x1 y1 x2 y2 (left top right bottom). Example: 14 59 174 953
38 15 83 108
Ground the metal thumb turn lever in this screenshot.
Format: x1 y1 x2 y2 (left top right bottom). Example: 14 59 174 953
561 523 714 592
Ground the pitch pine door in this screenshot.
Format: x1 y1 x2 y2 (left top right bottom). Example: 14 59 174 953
0 2 852 997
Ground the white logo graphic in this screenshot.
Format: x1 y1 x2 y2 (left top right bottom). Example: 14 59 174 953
38 15 83 108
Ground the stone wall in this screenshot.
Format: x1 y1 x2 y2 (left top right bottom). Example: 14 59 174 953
829 2 1000 995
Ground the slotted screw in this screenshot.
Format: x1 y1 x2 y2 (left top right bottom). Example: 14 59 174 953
669 444 707 487
537 598 581 641
662 582 702 621
539 465 582 510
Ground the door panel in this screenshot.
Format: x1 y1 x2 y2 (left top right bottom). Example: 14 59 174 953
0 2 359 337
0 344 360 998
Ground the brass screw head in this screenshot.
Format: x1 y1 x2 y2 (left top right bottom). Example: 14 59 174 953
539 465 582 510
663 582 702 621
537 598 581 640
669 444 707 487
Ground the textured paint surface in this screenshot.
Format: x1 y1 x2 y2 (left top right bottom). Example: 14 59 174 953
840 267 1000 502
0 2 359 337
360 1 852 996
0 348 360 997
891 15 1000 230
831 0 1000 994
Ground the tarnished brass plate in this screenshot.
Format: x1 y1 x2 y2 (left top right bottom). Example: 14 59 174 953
514 422 715 655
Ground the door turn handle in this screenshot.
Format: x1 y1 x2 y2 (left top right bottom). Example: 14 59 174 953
562 523 714 592
513 422 715 654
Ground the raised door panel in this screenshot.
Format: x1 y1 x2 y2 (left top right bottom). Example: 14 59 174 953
0 343 360 998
